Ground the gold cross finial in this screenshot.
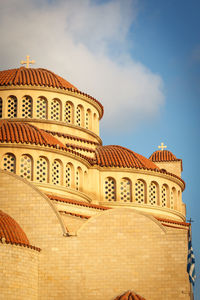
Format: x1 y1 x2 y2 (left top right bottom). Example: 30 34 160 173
20 55 35 68
158 142 167 151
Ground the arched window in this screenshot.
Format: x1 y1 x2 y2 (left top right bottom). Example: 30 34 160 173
104 177 116 201
0 98 2 118
36 156 48 183
93 112 97 131
171 187 177 209
120 178 132 202
75 167 83 191
149 181 159 205
161 184 169 207
135 179 146 204
76 105 84 127
36 97 47 119
7 96 17 118
3 153 16 173
52 159 62 185
85 109 92 129
65 163 74 188
65 101 74 124
51 99 61 121
20 154 33 180
22 96 32 118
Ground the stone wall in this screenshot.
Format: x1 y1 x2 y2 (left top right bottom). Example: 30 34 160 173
0 244 39 300
65 208 190 300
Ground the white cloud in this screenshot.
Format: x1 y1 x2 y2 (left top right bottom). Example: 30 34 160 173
0 0 164 134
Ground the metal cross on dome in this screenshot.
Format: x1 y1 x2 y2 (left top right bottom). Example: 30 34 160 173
20 55 35 68
158 142 167 151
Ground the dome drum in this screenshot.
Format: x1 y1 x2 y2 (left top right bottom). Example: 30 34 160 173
0 88 101 139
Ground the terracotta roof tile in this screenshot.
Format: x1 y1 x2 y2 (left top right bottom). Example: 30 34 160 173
49 195 189 229
0 210 29 245
156 217 190 228
149 150 182 162
47 194 110 210
94 145 160 170
92 145 185 188
114 291 146 300
46 129 100 145
0 120 66 149
65 143 95 153
0 67 104 119
59 211 90 219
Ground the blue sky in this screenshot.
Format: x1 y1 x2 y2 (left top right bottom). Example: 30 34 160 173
0 0 199 297
102 1 200 297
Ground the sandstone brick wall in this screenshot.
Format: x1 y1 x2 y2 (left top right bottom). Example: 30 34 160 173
0 244 39 300
65 208 190 300
0 170 190 300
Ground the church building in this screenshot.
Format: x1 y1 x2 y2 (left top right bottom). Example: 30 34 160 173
0 58 191 300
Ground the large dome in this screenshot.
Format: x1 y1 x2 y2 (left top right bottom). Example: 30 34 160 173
94 145 159 170
0 67 78 90
0 210 29 245
0 120 66 149
0 67 104 117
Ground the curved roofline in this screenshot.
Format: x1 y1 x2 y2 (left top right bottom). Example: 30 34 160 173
91 145 185 190
0 67 104 119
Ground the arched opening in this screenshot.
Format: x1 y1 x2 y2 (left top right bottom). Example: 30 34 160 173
85 109 92 130
76 105 84 127
120 177 132 202
171 187 177 209
104 177 116 202
65 101 74 124
161 184 170 208
7 95 17 118
135 179 146 204
52 159 62 185
76 166 83 191
93 112 97 132
3 153 16 173
20 154 33 180
51 98 61 121
22 95 33 118
149 181 159 205
0 98 2 118
36 156 49 183
65 162 74 188
36 96 47 119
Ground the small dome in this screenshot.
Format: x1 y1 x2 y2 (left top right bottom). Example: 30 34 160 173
149 150 181 162
0 210 29 245
0 67 104 119
0 120 66 149
94 145 159 170
114 290 146 300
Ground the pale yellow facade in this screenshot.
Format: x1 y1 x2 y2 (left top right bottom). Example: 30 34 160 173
0 68 191 300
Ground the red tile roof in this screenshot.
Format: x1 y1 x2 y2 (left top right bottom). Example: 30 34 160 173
59 210 90 219
156 216 189 226
65 143 95 153
0 210 29 245
46 130 100 145
0 67 77 90
47 194 110 210
0 120 66 149
94 145 160 170
114 291 146 300
149 150 181 162
0 67 104 119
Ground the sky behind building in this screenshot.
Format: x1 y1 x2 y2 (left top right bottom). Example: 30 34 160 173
0 0 199 297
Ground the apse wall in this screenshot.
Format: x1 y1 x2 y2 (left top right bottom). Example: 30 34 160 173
0 244 39 300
